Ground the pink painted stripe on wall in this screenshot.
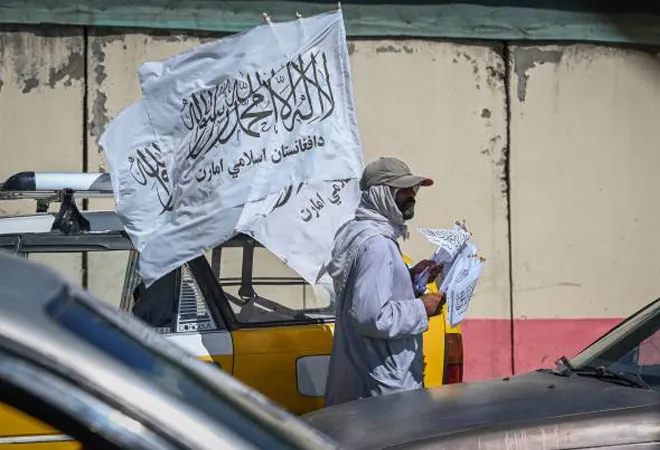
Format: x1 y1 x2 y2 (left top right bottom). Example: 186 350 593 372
461 318 622 381
460 319 513 381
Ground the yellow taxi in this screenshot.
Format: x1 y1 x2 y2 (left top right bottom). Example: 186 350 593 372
0 171 463 447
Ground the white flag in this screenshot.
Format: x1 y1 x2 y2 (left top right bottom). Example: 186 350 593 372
238 178 361 300
102 10 363 286
441 242 484 328
418 225 484 327
418 225 471 265
100 100 245 264
99 100 172 253
138 9 362 206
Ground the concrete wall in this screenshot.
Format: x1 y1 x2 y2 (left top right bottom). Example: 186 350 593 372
1 26 659 380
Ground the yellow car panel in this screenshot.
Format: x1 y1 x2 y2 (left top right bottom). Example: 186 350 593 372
228 253 460 414
0 404 55 437
232 324 334 415
199 355 234 374
231 313 453 414
423 314 447 388
0 404 78 449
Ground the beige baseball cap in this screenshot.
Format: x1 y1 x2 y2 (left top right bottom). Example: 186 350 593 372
359 157 434 191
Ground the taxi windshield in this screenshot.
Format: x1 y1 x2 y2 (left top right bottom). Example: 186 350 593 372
569 298 660 389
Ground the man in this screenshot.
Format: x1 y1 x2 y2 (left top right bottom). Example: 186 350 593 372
324 156 445 407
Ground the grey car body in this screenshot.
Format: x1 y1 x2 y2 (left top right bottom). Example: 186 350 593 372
303 298 660 449
0 250 339 449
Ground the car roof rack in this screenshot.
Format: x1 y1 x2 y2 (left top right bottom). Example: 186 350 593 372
1 171 113 210
0 171 113 199
0 171 265 244
1 171 114 234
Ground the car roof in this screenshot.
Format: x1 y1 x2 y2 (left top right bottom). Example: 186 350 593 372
0 211 259 250
0 210 126 234
0 250 335 449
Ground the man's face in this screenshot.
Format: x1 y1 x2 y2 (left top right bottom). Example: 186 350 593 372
394 185 419 220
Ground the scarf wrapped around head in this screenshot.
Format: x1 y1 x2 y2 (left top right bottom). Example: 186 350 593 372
326 185 409 304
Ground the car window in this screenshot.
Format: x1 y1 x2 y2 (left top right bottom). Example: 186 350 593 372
217 245 333 325
570 299 660 388
128 261 225 334
43 289 293 450
130 268 179 333
88 251 132 308
24 249 224 335
638 329 660 366
27 251 131 308
177 264 220 333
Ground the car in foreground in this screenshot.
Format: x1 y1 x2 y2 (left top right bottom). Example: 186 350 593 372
0 250 339 449
303 296 660 449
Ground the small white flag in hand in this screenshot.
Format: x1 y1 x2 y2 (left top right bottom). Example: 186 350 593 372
418 222 484 327
440 241 484 327
417 224 471 266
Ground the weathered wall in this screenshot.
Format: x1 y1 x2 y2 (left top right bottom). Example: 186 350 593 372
348 40 512 380
507 44 660 375
0 27 85 289
1 27 659 381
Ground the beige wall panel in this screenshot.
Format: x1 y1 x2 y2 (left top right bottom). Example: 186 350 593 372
0 28 84 284
510 44 660 319
87 32 218 160
0 28 84 214
349 40 510 318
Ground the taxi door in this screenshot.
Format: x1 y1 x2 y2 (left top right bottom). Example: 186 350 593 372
121 241 461 417
123 247 329 415
210 239 460 416
211 240 334 415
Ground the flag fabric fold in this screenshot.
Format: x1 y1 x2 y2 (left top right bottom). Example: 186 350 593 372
100 9 364 288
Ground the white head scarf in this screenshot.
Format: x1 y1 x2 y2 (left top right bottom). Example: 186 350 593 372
326 185 409 303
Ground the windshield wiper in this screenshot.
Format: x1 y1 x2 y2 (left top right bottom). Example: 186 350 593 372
550 357 649 389
573 366 650 389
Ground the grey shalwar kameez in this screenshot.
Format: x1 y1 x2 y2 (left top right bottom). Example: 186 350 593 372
324 185 430 407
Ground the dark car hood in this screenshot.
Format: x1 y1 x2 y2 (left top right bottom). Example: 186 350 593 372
302 371 660 449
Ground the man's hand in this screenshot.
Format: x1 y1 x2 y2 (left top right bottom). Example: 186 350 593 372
410 259 443 282
421 292 446 317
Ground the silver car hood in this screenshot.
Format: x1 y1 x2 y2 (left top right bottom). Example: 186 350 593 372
302 371 660 449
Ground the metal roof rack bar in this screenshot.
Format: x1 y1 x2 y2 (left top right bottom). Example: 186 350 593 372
0 171 114 201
